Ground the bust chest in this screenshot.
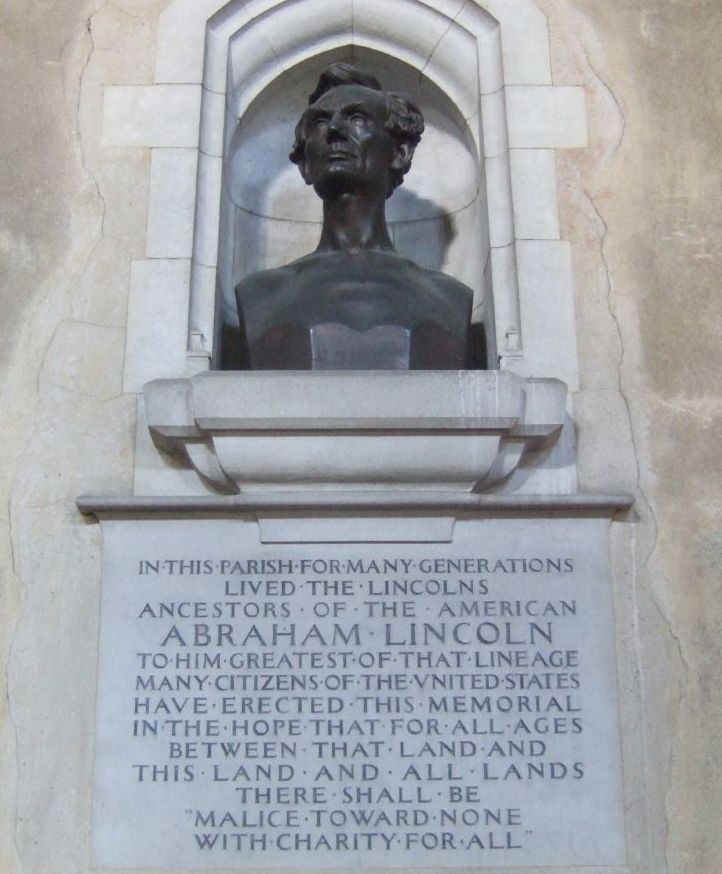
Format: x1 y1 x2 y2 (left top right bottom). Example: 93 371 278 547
281 258 412 330
236 252 472 370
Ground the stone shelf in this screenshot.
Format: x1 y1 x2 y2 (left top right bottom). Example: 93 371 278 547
77 491 634 544
142 370 569 494
78 491 634 516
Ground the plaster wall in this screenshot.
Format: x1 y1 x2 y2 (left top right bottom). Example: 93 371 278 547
0 1 721 873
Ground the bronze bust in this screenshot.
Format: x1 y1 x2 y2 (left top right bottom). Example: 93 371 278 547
234 63 475 369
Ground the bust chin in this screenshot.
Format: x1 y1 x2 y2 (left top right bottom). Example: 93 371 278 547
233 63 476 371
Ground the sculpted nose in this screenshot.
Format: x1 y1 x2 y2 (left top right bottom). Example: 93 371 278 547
327 111 347 140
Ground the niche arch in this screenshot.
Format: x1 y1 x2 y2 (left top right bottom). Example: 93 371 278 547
130 0 584 388
216 47 487 367
185 0 520 371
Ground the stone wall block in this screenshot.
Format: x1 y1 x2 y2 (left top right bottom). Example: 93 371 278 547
490 242 521 357
101 85 202 148
12 400 135 514
70 238 131 329
515 239 579 388
573 389 641 495
189 262 218 355
9 512 101 873
475 22 505 95
509 148 561 240
39 322 125 406
463 110 483 158
155 0 229 85
431 1 499 100
483 0 552 85
480 88 509 158
426 20 480 120
414 0 466 22
91 2 155 85
122 260 191 392
472 252 495 320
505 85 588 149
265 0 353 61
227 23 287 109
146 149 199 259
94 149 151 252
192 153 223 268
353 0 451 63
199 88 226 157
203 21 236 95
484 153 515 248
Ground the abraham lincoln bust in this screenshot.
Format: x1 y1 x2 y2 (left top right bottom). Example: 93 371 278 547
234 63 474 369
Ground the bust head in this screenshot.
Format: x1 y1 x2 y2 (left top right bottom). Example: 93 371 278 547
289 63 425 198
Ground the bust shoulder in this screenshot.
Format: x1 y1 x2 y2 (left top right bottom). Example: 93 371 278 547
235 263 297 301
420 263 473 299
403 259 474 322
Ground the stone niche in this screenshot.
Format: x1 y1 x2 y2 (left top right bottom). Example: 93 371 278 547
217 47 489 368
113 0 586 395
83 0 640 871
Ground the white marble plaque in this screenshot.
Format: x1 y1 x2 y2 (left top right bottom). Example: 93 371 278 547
92 516 626 868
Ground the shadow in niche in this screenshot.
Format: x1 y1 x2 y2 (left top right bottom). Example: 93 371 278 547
218 181 487 370
387 188 456 270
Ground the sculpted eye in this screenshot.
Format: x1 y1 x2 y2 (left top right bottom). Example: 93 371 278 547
349 112 369 123
306 114 328 131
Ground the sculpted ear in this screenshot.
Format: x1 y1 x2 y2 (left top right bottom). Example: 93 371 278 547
391 141 415 176
297 155 314 186
289 118 313 185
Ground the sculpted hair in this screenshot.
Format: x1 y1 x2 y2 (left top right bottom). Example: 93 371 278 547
289 62 425 195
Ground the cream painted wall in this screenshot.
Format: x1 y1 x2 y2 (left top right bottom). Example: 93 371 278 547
1 1 721 872
536 3 722 871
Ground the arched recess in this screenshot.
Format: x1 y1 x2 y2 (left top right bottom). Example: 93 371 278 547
186 0 519 371
217 46 486 367
141 0 583 387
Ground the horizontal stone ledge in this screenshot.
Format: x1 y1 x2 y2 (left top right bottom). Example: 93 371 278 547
143 371 570 493
147 369 545 431
77 491 634 519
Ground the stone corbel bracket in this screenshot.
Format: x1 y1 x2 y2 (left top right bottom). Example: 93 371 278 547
144 371 568 495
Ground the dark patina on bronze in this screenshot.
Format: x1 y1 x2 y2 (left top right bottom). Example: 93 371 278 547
235 63 476 370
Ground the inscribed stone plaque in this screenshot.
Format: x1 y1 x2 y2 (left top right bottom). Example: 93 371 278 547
92 516 626 868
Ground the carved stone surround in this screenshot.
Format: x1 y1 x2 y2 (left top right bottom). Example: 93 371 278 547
103 0 586 392
95 0 593 499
